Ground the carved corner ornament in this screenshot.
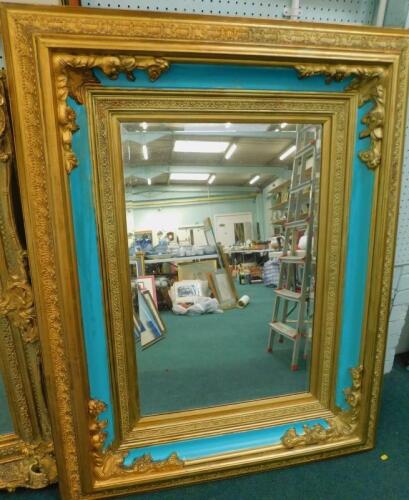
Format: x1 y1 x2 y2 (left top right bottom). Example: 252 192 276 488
0 441 58 492
281 365 363 449
89 400 184 480
296 64 386 170
53 54 170 174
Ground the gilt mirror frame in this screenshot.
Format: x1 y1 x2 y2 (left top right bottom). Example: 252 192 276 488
0 71 57 491
1 4 408 498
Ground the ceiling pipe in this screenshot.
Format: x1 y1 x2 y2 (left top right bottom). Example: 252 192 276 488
375 0 388 26
284 0 301 20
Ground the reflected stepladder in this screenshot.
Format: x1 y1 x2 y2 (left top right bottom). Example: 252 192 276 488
122 122 321 415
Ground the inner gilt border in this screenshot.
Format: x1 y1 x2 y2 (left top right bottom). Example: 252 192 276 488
88 90 351 447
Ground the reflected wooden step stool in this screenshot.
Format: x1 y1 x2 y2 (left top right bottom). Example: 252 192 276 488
267 124 320 371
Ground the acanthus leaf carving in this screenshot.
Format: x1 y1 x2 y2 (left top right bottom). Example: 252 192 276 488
281 365 363 449
89 399 184 480
296 64 386 170
0 261 37 344
53 54 170 173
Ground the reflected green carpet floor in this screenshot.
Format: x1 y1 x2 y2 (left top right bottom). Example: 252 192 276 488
136 284 309 415
2 360 408 499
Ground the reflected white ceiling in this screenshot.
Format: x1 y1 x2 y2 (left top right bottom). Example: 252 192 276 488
121 122 298 188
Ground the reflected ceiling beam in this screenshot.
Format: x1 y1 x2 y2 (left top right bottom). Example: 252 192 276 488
124 164 291 180
125 193 258 209
126 185 260 195
121 130 297 144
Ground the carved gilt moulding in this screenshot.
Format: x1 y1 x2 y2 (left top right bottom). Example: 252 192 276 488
59 58 386 174
0 72 57 491
87 364 362 481
88 90 351 448
1 5 408 498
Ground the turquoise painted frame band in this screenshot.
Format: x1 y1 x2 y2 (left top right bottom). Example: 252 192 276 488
69 63 373 456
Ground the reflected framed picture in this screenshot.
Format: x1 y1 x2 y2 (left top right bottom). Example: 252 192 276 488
138 289 165 349
140 289 166 334
210 270 237 309
131 251 145 277
177 259 218 281
134 275 157 307
172 280 208 304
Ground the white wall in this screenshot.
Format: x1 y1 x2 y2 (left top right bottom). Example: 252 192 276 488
127 197 261 245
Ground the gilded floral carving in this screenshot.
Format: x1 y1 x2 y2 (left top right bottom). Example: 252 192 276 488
296 64 386 170
53 54 169 173
281 366 363 448
89 400 184 480
0 270 37 343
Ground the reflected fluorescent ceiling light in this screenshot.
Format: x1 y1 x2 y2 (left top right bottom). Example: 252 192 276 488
147 178 152 185
225 122 232 128
141 122 148 130
249 175 260 185
279 145 296 161
173 140 229 153
280 123 288 129
224 143 237 160
170 173 210 181
208 174 216 185
142 145 148 160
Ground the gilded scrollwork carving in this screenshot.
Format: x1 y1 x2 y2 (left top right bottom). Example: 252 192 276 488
296 64 386 170
0 441 58 492
0 73 11 165
281 365 363 448
53 54 170 173
89 400 184 480
0 265 37 343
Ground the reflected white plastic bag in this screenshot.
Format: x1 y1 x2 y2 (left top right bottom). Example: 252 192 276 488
172 296 223 316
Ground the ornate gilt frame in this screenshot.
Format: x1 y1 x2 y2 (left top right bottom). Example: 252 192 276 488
0 72 57 491
88 90 353 447
1 5 408 499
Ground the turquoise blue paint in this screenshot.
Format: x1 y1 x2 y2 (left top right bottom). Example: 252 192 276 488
69 97 114 445
336 100 375 408
69 63 371 456
123 418 329 463
94 64 351 92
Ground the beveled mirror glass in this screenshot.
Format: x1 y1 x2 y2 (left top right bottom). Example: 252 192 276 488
121 121 321 414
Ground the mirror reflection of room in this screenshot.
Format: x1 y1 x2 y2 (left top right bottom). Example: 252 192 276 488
122 121 321 415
